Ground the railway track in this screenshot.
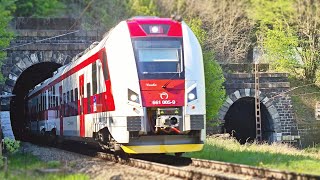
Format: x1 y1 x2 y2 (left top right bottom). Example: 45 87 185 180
43 140 319 180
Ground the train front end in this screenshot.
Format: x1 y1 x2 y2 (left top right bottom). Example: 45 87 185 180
105 17 205 154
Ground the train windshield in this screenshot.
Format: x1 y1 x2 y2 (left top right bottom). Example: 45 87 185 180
133 38 183 75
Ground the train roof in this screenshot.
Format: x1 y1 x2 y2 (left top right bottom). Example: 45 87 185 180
27 39 105 98
27 16 182 99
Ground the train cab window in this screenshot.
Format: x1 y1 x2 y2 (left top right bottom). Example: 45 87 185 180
92 62 97 95
87 83 91 113
133 38 183 74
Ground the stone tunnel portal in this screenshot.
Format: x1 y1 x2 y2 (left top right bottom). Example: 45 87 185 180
10 62 62 139
223 97 275 144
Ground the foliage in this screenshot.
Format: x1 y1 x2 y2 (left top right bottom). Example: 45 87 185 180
14 0 65 17
186 18 226 121
157 0 253 63
186 136 320 175
127 0 159 16
0 152 89 179
66 0 129 31
0 0 16 83
203 51 226 121
294 0 320 83
248 0 295 27
249 0 298 71
3 138 20 154
249 0 320 82
263 28 299 72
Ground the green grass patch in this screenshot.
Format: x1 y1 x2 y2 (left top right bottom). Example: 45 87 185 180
0 153 89 180
186 137 320 175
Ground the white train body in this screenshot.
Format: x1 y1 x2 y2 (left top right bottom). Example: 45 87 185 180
26 17 206 154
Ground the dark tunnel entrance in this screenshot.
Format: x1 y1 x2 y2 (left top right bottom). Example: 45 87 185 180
223 97 275 144
10 62 62 140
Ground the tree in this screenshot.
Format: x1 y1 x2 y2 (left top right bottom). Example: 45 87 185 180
294 0 320 83
0 0 15 156
127 0 159 16
248 0 300 72
187 18 226 122
0 0 16 83
249 0 320 82
72 0 129 31
14 0 64 17
157 0 254 63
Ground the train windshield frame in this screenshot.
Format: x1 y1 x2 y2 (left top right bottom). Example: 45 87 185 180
132 37 185 79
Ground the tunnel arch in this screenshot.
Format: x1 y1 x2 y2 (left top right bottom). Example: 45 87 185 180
218 89 282 143
2 50 75 139
10 62 63 138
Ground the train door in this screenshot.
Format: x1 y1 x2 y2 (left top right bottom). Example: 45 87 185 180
79 74 85 137
59 86 63 136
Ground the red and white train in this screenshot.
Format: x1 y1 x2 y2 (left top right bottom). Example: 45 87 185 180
25 17 205 154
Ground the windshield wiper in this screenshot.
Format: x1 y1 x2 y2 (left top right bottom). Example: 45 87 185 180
162 72 180 88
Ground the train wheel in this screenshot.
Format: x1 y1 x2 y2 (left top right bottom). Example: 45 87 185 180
175 152 183 157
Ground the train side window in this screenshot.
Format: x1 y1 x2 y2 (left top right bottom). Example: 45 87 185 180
92 62 97 95
42 93 45 111
67 91 70 103
71 89 74 102
51 87 54 108
75 88 78 115
102 52 109 81
44 92 46 110
87 83 91 113
48 90 50 109
41 94 43 111
48 88 52 109
45 92 47 110
75 88 78 101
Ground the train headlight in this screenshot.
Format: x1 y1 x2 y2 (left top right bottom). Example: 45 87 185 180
128 89 140 103
188 87 197 102
188 93 196 101
130 94 138 101
151 26 159 33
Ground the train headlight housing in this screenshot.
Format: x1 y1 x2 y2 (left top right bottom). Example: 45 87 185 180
128 89 140 103
188 87 197 102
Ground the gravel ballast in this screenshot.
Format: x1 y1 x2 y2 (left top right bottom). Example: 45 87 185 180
21 142 180 180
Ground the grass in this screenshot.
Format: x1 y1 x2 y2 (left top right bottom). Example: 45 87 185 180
0 153 89 180
186 137 320 175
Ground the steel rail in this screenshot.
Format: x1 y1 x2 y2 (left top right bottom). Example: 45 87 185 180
27 139 320 180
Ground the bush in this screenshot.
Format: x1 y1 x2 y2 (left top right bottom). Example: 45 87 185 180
3 138 20 154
